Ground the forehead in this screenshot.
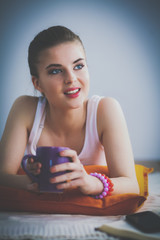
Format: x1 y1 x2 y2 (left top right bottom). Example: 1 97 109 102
38 41 85 65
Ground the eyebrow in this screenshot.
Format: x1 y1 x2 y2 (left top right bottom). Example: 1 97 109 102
45 58 84 69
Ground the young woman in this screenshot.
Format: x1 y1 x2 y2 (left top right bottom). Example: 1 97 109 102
0 26 139 197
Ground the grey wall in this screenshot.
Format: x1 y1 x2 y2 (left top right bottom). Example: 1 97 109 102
0 0 160 161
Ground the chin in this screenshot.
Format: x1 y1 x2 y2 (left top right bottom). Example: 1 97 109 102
68 96 87 109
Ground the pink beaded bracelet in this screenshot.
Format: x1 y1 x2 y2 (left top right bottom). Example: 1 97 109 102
90 172 114 199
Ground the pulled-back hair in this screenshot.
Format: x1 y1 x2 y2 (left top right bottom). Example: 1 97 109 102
28 26 83 77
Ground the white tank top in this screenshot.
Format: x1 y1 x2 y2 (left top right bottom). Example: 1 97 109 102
26 95 106 165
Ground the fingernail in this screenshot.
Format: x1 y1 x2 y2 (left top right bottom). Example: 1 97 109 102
50 167 55 173
60 151 65 155
49 178 55 183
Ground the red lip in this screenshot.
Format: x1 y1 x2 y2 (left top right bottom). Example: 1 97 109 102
64 87 81 98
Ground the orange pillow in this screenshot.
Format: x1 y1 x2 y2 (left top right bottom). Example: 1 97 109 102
0 165 153 216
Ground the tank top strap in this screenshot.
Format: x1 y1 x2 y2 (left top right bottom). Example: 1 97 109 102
26 97 47 155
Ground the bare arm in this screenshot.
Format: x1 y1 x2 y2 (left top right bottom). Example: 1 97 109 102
97 97 139 195
0 96 38 190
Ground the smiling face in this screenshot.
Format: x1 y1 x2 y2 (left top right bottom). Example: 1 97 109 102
32 41 90 110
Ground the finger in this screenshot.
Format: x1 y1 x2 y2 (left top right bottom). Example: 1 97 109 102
28 162 42 171
50 162 74 173
35 162 42 169
27 158 34 164
50 160 84 173
27 182 38 192
30 168 41 175
59 149 79 163
50 170 81 184
56 178 83 190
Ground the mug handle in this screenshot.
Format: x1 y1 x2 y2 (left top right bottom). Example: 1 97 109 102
21 154 38 183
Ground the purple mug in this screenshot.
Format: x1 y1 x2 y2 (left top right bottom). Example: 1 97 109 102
22 146 71 193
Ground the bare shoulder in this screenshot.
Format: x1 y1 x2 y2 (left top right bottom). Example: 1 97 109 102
13 95 38 110
8 95 39 130
97 97 126 138
98 97 123 118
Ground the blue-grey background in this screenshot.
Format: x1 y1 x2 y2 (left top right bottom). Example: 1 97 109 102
0 0 160 161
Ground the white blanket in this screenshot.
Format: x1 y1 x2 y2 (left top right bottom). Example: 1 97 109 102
0 172 159 240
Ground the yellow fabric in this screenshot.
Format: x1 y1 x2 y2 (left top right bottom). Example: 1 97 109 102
135 165 153 197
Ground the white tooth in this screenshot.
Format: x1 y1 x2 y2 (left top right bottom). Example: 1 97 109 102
66 89 79 94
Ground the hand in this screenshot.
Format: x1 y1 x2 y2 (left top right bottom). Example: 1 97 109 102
27 182 39 192
49 149 103 195
27 158 42 175
24 158 41 193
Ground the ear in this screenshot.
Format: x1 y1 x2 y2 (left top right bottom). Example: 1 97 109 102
32 76 43 93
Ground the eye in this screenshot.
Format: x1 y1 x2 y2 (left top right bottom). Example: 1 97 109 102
74 64 84 70
48 69 62 75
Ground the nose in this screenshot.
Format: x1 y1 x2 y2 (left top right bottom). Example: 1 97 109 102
64 70 76 84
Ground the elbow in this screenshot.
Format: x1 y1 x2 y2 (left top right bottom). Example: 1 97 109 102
133 179 140 195
124 176 140 195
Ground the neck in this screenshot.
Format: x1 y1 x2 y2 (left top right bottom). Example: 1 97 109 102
45 101 88 136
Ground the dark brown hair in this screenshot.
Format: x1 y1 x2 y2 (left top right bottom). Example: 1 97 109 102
28 26 83 77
